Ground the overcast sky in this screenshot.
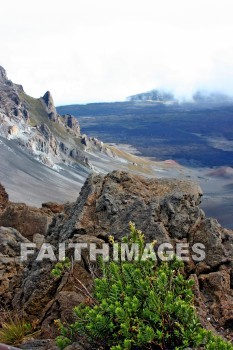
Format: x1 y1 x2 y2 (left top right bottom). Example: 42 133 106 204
1 0 233 105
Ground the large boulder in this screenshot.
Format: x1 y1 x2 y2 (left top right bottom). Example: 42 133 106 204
0 203 54 241
47 171 204 244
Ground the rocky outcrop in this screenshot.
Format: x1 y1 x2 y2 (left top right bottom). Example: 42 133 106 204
11 243 95 338
0 227 30 306
42 202 65 214
0 66 8 83
59 142 92 168
62 114 80 135
0 66 118 174
36 123 58 155
47 171 204 244
2 171 231 342
81 134 115 157
0 184 8 209
0 202 54 241
0 69 29 123
8 124 19 136
41 91 57 122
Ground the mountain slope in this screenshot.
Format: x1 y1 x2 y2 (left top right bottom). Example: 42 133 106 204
0 66 178 205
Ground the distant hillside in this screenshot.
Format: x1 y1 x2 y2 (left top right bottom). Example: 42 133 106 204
128 89 176 103
57 100 233 167
127 89 233 105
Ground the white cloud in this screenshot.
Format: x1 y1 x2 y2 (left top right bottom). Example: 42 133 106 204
1 0 233 104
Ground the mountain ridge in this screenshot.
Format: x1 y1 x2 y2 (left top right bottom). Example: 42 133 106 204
0 66 177 206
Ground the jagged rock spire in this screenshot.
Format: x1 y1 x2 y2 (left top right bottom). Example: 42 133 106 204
42 91 56 114
41 91 58 121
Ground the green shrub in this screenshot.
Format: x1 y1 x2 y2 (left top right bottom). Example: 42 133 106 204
51 257 71 277
56 223 233 350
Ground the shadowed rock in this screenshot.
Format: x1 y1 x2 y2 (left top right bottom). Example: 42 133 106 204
0 227 30 305
41 91 57 121
0 184 8 209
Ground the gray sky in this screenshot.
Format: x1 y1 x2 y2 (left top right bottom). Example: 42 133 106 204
1 0 233 105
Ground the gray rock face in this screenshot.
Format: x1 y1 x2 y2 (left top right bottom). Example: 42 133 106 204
20 339 58 350
62 114 80 135
0 66 8 83
0 74 29 122
0 66 122 174
47 171 204 244
36 123 58 155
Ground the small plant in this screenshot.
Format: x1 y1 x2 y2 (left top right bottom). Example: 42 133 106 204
55 223 233 350
54 320 72 349
0 312 34 346
51 257 71 277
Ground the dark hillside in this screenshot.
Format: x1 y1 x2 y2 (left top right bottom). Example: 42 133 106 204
57 102 233 167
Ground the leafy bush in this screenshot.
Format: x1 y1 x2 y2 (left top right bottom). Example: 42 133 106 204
56 223 233 350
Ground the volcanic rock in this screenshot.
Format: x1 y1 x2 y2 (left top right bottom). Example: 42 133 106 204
47 170 204 244
41 91 57 122
8 124 19 136
0 66 7 83
0 227 30 305
0 202 54 241
62 114 80 135
0 184 8 209
42 202 65 214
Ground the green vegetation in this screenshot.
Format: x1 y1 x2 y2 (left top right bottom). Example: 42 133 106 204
51 257 71 277
54 223 233 350
19 92 49 126
0 312 34 346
